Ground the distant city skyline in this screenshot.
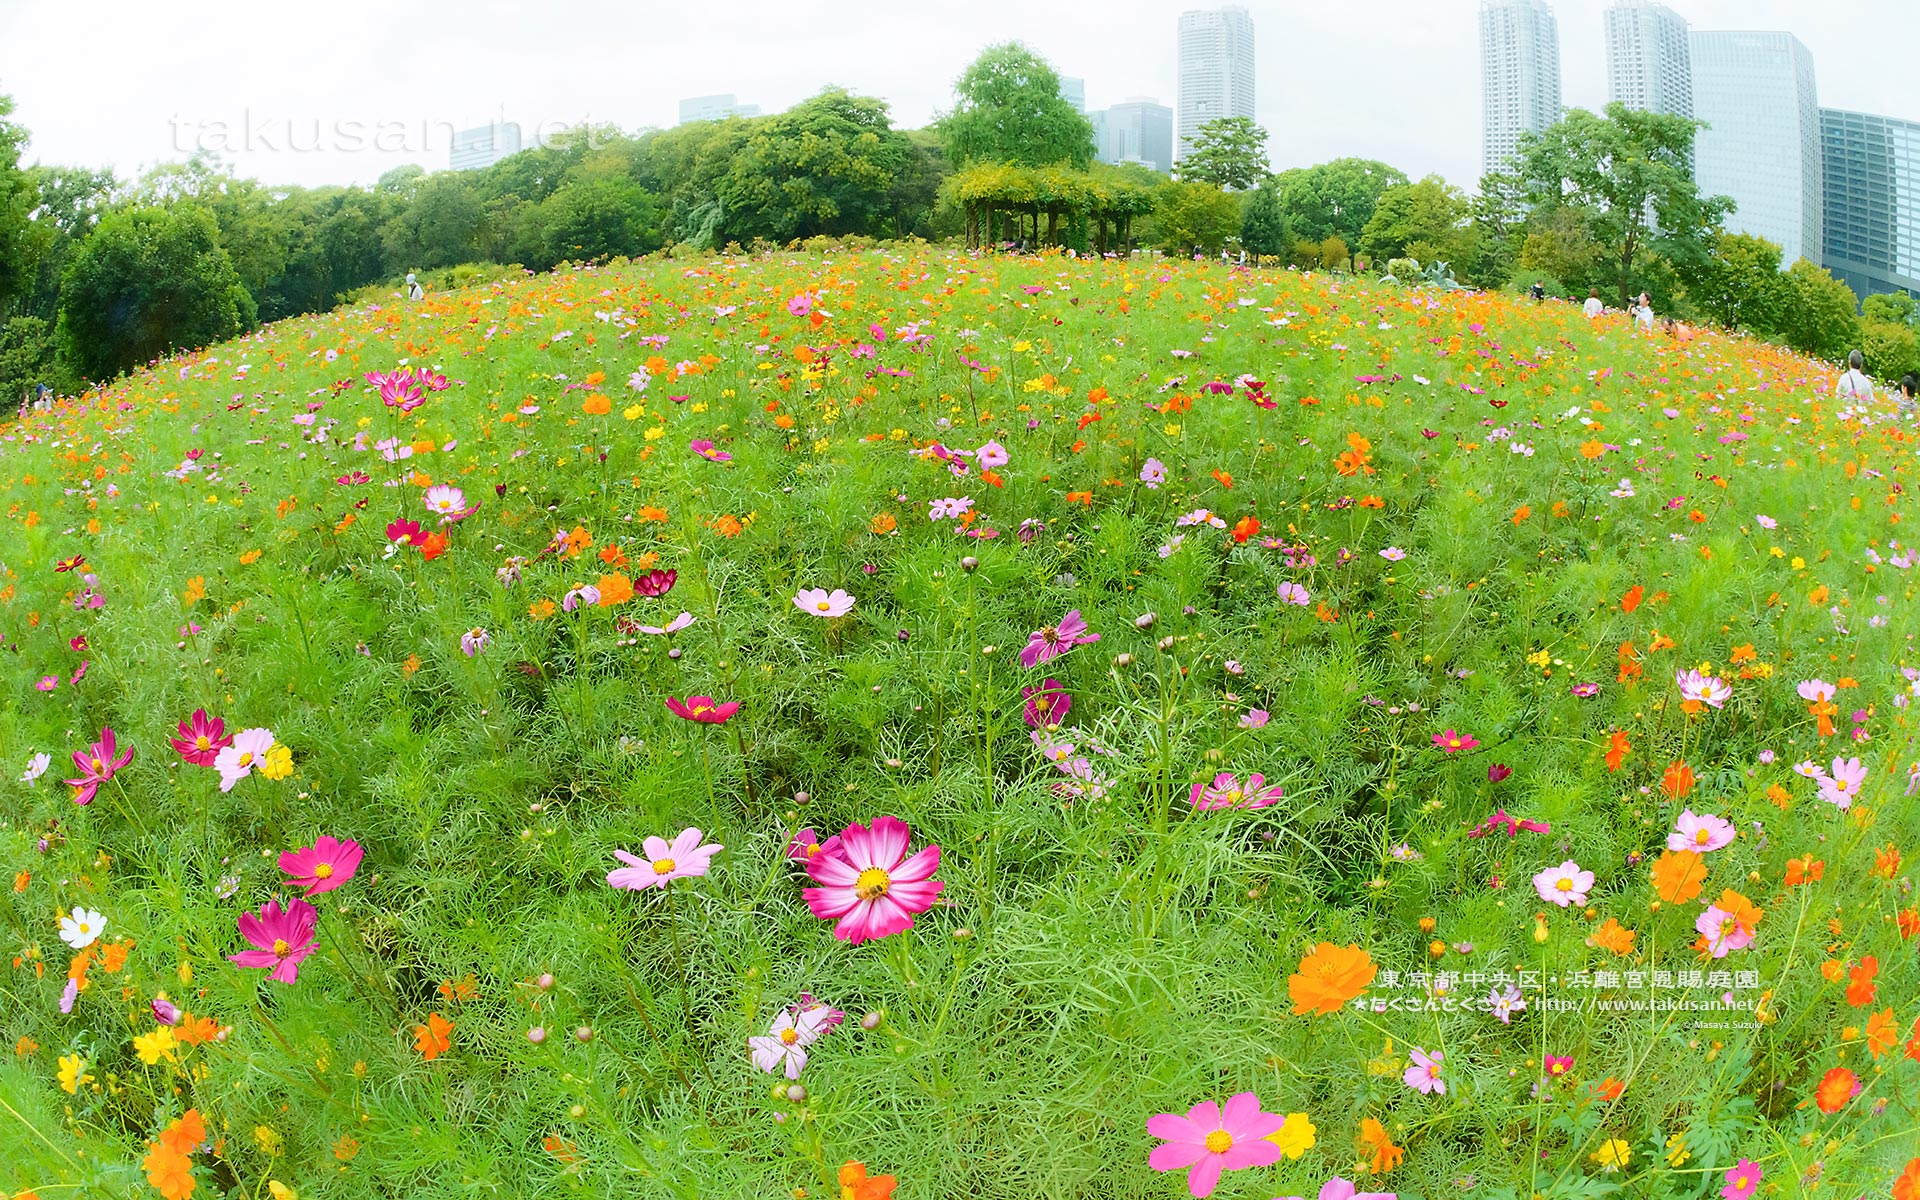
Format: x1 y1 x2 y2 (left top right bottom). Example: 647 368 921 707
1175 5 1256 162
1480 0 1562 176
0 0 1915 192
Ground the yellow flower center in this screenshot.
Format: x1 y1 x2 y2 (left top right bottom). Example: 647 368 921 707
780 1028 800 1045
653 859 676 875
817 601 832 611
1835 779 1851 792
195 736 211 751
237 751 254 768
1204 1130 1234 1154
1556 877 1574 891
855 867 891 900
805 843 821 857
89 757 103 771
1223 789 1242 804
314 863 334 879
272 939 291 956
1694 829 1711 845
691 704 711 716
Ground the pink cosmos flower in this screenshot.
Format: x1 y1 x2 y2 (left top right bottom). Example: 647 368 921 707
802 816 942 944
607 828 723 890
665 695 739 724
278 835 365 895
1534 860 1594 907
1020 609 1100 668
1404 1046 1445 1094
460 627 491 657
638 612 696 636
793 588 855 618
1675 668 1731 708
1721 1159 1762 1200
1695 904 1754 957
1239 709 1270 730
690 438 732 463
785 827 846 865
1817 756 1866 808
1022 679 1072 728
65 726 132 806
1140 457 1167 488
424 484 470 521
1544 1054 1574 1076
386 518 426 546
170 709 235 766
36 675 58 691
214 728 275 793
1276 581 1310 606
229 898 318 984
1796 678 1835 703
1187 772 1284 811
1432 729 1479 754
1145 1092 1287 1198
1669 809 1735 853
976 440 1009 469
748 1003 837 1079
1313 1178 1397 1200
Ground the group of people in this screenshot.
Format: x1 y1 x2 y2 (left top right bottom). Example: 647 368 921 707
1835 349 1920 415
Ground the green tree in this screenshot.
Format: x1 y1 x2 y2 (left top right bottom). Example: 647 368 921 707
1177 117 1269 191
1359 175 1472 266
940 43 1095 169
1517 206 1605 297
717 89 912 245
1239 181 1291 257
1773 258 1861 362
1149 181 1240 254
538 177 662 266
1684 233 1787 334
0 95 36 317
1862 291 1917 328
380 172 488 270
55 204 255 381
1273 158 1408 268
1513 103 1732 310
1861 319 1920 382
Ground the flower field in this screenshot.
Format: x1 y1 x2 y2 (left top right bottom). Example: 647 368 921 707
1 247 1916 1200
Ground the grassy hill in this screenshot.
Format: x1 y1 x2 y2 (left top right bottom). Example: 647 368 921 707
1 248 1915 1199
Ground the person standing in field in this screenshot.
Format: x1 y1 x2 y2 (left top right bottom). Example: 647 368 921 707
1583 288 1604 318
1835 350 1875 403
406 272 425 301
1895 372 1916 417
1633 292 1655 333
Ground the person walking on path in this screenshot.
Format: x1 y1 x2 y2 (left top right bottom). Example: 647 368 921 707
1583 288 1604 318
1836 350 1875 403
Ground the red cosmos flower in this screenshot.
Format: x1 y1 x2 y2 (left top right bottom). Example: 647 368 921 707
170 708 235 766
666 695 739 724
419 531 450 561
1231 516 1260 543
54 555 86 573
634 569 678 598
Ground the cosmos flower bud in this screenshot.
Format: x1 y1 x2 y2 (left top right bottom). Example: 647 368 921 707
527 1026 546 1044
536 973 554 990
861 1011 883 1030
786 1085 806 1103
574 1025 594 1042
960 556 978 572
1134 612 1157 629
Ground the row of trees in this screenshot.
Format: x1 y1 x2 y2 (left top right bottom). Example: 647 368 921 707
4 51 1914 398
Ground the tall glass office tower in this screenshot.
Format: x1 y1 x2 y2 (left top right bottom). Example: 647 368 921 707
1176 6 1255 165
1689 31 1822 264
1605 0 1691 119
1480 0 1562 177
1822 108 1920 299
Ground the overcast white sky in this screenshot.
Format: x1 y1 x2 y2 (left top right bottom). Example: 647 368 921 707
1 0 1914 191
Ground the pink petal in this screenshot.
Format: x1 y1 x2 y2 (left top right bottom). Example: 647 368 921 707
1219 1139 1284 1169
1146 1112 1201 1142
885 878 944 913
1149 1141 1208 1172
642 835 671 861
671 827 705 857
806 854 861 887
803 885 860 920
1186 1154 1225 1198
890 843 940 883
865 815 910 869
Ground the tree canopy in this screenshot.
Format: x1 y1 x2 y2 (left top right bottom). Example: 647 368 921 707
1273 159 1408 266
1176 117 1269 191
939 43 1095 169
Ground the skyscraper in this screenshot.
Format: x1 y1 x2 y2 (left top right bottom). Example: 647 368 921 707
1821 108 1920 299
1176 6 1255 164
449 122 523 172
1095 98 1175 174
1058 77 1087 114
1480 0 1562 178
678 95 762 125
1605 0 1691 118
1690 32 1822 264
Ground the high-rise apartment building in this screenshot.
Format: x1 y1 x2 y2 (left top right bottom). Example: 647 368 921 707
1690 32 1822 264
1821 108 1920 299
1480 0 1562 177
1605 0 1691 118
678 95 762 125
1176 6 1255 164
1058 77 1087 114
1094 98 1175 174
449 122 523 172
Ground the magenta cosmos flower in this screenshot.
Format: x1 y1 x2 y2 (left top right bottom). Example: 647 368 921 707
279 835 365 895
634 569 678 598
169 708 234 767
65 726 132 805
1668 809 1735 853
1022 679 1072 728
1146 1092 1287 1199
689 438 732 463
607 828 723 890
802 815 942 944
1187 772 1284 811
786 827 846 865
1432 729 1479 754
1020 609 1100 668
1310 1178 1397 1200
665 695 739 724
229 898 318 984
1721 1160 1762 1200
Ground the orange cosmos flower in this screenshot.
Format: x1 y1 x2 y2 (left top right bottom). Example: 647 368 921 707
1661 760 1695 800
1620 585 1644 613
418 531 449 561
596 573 634 606
636 505 669 523
1605 729 1631 771
1785 855 1824 886
1650 850 1706 904
1873 844 1902 880
1358 1117 1404 1174
582 393 612 415
160 1108 206 1156
142 1143 196 1199
1894 1158 1920 1200
1845 956 1878 1007
1288 943 1377 1015
1232 516 1260 543
414 1012 454 1060
868 512 897 535
1814 1066 1857 1113
1586 918 1636 956
1211 468 1234 489
1511 505 1531 525
839 1161 897 1200
1866 1009 1897 1058
1898 908 1919 939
